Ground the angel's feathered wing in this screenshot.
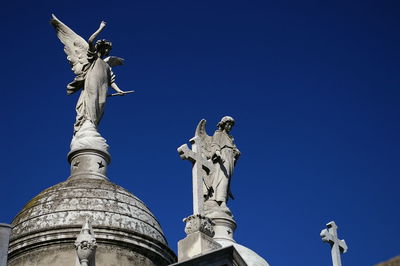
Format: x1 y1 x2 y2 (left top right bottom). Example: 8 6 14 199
51 14 89 76
195 119 213 159
104 56 124 67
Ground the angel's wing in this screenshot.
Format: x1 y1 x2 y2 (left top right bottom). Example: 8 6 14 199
51 14 89 75
104 56 124 67
195 119 213 159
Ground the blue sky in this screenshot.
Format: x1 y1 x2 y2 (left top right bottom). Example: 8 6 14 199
1 1 399 265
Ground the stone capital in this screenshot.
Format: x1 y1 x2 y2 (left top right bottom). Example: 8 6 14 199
183 214 215 237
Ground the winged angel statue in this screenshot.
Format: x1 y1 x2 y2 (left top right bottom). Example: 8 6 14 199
196 116 241 215
51 15 132 150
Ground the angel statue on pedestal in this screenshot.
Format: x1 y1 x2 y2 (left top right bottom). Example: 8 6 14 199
195 116 241 217
51 15 133 151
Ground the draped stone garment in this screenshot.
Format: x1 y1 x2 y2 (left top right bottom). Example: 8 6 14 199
210 130 240 203
73 55 115 134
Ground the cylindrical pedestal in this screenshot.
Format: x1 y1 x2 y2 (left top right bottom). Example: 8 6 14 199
68 149 111 180
212 216 237 243
0 223 11 266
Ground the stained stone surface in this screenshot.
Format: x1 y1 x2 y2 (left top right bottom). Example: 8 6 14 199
216 240 269 266
376 256 400 266
178 232 221 262
8 177 176 265
0 224 11 266
172 245 247 266
8 243 161 266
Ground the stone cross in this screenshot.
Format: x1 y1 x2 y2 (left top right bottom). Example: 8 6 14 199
320 221 348 266
178 136 213 215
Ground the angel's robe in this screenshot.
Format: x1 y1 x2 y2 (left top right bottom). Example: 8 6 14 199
71 52 115 134
210 130 240 203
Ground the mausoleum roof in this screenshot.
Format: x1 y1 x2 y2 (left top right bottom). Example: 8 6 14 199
8 175 176 265
217 239 270 266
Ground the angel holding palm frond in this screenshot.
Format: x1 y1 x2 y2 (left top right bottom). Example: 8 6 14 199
51 15 132 136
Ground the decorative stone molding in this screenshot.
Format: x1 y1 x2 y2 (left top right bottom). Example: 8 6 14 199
75 220 97 266
178 215 221 261
183 214 214 237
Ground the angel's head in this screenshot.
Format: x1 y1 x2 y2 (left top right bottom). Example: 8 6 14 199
217 116 235 132
95 39 113 57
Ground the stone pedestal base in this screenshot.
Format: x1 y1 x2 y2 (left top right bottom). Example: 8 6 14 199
212 216 237 243
71 120 109 152
68 149 111 180
177 215 221 261
172 246 247 266
178 231 221 262
203 202 237 243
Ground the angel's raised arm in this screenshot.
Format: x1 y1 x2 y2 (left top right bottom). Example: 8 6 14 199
88 21 107 48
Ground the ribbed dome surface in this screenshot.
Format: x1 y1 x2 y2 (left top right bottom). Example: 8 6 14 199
11 177 166 243
9 176 176 265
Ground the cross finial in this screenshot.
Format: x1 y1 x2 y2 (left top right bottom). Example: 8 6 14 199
320 221 348 266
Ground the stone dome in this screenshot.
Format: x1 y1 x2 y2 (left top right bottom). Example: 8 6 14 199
218 240 270 266
8 171 176 265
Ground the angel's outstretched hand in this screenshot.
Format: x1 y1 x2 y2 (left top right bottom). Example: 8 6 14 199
100 21 107 29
